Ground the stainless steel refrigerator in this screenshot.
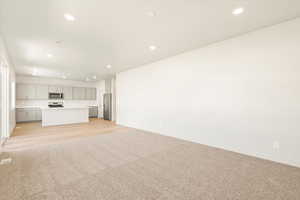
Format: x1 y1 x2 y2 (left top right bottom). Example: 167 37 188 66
103 93 112 120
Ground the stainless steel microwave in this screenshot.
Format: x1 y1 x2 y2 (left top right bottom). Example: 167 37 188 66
49 93 64 99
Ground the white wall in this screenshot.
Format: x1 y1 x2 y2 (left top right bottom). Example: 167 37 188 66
16 75 98 107
116 18 300 167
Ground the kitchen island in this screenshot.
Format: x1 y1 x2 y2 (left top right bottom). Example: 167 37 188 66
41 107 89 127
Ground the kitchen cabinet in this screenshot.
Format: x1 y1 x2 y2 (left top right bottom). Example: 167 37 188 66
49 85 63 93
72 87 86 100
16 108 41 122
35 109 42 121
16 84 97 101
16 110 28 122
89 106 98 118
86 88 97 100
35 85 49 99
16 84 36 100
63 87 73 100
16 84 26 99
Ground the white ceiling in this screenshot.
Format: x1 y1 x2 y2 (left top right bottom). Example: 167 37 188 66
0 0 300 81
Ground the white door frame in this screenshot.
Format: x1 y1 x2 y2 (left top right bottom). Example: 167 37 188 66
0 59 10 140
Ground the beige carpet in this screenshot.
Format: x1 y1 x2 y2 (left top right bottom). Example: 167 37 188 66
1 127 300 200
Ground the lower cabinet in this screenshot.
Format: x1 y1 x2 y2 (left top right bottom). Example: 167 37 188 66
16 108 42 122
35 109 42 121
89 106 98 118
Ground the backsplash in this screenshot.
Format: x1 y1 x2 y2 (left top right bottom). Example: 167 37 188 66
16 100 97 108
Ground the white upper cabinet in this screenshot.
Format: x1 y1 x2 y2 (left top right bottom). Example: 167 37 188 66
16 84 36 100
72 87 86 100
35 85 49 99
86 88 97 100
16 84 26 99
91 88 97 100
49 85 63 93
16 83 97 101
63 87 73 100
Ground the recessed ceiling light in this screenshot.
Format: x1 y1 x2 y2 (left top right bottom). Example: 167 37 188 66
47 54 53 58
232 7 244 15
92 75 97 79
149 45 157 51
64 13 75 21
146 11 156 17
106 64 112 69
62 75 67 79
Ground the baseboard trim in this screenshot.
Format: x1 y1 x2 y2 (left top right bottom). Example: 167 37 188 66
116 122 300 169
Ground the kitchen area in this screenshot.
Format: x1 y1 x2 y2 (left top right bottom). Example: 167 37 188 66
15 75 114 127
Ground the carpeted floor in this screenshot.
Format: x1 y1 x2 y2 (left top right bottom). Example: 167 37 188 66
1 126 300 200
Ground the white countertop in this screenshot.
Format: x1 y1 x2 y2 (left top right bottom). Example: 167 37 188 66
16 106 41 109
41 106 89 111
17 105 96 109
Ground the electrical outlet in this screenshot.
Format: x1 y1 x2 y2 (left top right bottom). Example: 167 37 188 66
273 141 280 150
0 158 12 165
